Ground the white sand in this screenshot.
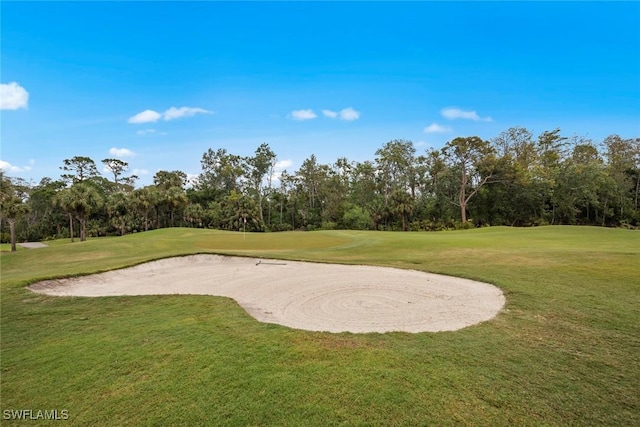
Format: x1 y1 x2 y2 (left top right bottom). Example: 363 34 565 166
18 242 48 249
28 255 505 333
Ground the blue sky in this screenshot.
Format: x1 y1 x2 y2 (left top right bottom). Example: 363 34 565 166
2 1 639 186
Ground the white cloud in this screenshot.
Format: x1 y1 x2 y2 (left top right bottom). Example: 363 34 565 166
441 107 492 122
271 159 294 183
132 168 149 176
339 107 360 121
275 159 293 170
424 123 452 133
128 109 162 124
185 173 199 188
322 107 360 121
291 109 317 121
0 82 29 110
163 106 212 121
128 106 211 124
136 129 156 136
0 159 30 172
109 147 135 158
0 160 19 172
322 109 338 118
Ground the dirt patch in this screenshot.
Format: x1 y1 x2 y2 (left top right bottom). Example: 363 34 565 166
28 255 505 333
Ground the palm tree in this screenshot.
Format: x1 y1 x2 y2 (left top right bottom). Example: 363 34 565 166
55 183 103 241
183 203 205 228
0 174 31 251
55 188 76 242
1 195 30 252
132 186 157 232
391 190 415 231
162 186 188 227
106 191 130 236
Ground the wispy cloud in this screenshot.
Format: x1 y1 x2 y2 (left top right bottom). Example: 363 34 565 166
128 110 162 124
128 106 212 124
291 109 317 121
322 109 338 118
323 107 360 121
424 123 452 133
109 147 135 158
0 159 32 172
339 107 360 121
0 82 29 110
441 107 492 122
298 107 360 121
163 106 212 120
136 129 156 136
132 168 149 176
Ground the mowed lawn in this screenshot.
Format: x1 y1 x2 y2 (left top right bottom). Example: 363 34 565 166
1 226 638 426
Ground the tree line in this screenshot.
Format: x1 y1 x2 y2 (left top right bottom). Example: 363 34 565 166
2 128 639 250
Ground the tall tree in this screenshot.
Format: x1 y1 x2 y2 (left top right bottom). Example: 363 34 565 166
102 158 138 188
443 136 496 223
375 139 416 198
603 134 636 221
154 170 187 191
245 143 276 225
532 129 569 224
60 156 99 184
492 127 536 170
198 148 244 195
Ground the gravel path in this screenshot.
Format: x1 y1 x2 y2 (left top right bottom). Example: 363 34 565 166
28 255 505 333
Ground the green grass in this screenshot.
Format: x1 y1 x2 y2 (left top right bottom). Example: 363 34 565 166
1 226 639 426
0 243 24 253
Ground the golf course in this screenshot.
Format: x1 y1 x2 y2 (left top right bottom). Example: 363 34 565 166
1 226 639 425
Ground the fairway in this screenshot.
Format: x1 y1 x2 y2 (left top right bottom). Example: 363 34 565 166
1 226 639 426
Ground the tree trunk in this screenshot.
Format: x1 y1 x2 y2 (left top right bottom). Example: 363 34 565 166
459 164 468 223
258 190 264 224
635 173 640 212
79 217 86 241
9 218 16 252
69 213 75 243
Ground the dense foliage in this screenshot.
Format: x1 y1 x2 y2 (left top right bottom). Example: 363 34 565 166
2 128 639 246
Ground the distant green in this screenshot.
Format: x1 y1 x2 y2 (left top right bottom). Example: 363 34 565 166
1 226 639 426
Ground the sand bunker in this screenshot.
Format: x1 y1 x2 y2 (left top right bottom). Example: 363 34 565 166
28 255 505 333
